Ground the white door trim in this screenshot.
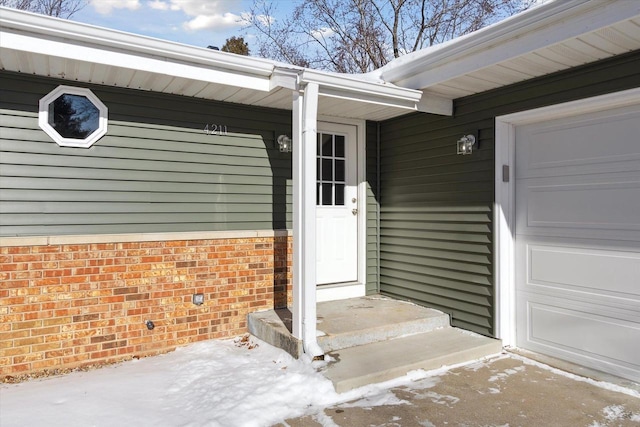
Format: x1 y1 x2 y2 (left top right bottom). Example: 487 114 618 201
494 87 640 347
316 116 367 302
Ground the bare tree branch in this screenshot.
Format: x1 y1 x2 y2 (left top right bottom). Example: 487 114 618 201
0 0 86 18
246 0 536 73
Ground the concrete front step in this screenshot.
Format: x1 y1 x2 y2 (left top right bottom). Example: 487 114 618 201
247 296 451 358
323 327 503 393
316 298 450 352
247 296 503 393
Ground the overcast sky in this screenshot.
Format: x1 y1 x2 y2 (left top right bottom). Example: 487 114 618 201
70 0 295 51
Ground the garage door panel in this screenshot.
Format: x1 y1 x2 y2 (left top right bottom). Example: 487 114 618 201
517 179 640 236
517 240 640 323
515 106 640 179
525 244 640 298
517 295 640 382
515 101 640 382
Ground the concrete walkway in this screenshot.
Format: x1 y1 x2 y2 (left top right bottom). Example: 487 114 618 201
280 355 640 427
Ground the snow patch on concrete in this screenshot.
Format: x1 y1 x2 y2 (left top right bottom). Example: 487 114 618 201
510 353 640 399
489 365 526 382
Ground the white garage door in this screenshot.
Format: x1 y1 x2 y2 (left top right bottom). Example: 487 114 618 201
515 104 640 382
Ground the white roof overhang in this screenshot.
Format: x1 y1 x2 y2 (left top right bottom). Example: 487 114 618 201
0 7 424 121
375 0 640 100
2 0 637 121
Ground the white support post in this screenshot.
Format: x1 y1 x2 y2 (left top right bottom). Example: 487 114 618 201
292 82 323 358
291 89 303 340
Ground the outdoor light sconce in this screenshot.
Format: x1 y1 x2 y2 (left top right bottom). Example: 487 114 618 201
192 293 205 306
277 134 292 152
457 134 477 155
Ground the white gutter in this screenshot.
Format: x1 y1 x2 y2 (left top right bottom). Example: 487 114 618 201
377 0 640 89
0 7 275 85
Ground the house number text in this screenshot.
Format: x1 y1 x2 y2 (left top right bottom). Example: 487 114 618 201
203 124 228 136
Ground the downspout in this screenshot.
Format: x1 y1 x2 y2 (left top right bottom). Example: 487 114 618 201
292 80 323 358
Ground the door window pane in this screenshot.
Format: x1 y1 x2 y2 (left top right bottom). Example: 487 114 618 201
335 160 345 182
322 158 333 181
335 184 345 206
321 134 333 156
322 183 333 205
335 135 345 158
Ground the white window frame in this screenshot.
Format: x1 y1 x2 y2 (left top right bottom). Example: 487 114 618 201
39 85 108 148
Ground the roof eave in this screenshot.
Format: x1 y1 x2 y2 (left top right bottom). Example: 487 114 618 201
0 6 276 78
381 0 640 90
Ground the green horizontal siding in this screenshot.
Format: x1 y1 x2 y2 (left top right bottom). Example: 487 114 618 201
365 121 380 295
0 71 292 236
379 50 640 337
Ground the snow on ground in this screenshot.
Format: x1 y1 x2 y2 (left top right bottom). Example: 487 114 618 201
2 337 639 427
0 336 436 427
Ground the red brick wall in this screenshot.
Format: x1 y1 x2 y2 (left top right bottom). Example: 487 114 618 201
0 231 292 377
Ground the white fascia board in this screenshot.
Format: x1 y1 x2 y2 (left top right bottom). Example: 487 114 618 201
382 0 640 90
303 69 454 115
417 91 453 116
270 67 303 91
301 69 423 107
0 7 275 89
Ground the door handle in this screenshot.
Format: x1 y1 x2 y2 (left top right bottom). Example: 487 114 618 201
352 209 358 216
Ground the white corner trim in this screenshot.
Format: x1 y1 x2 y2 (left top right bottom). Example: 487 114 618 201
493 87 640 347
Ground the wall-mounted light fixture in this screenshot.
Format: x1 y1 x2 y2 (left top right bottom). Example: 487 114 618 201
192 293 205 306
457 134 477 155
277 135 292 153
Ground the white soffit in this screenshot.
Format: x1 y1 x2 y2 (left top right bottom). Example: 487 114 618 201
0 8 275 91
380 0 640 98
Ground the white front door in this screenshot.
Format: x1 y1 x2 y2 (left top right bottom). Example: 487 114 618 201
316 122 358 285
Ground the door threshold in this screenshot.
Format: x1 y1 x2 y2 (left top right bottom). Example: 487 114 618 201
317 282 365 302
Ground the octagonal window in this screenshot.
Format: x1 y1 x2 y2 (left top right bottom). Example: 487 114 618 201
39 86 108 148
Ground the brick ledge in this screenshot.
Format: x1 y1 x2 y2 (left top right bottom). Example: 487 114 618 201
0 229 292 247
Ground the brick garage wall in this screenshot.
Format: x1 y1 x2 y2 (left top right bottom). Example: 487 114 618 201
0 231 292 378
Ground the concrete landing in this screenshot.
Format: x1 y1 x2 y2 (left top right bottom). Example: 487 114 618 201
316 297 449 352
323 327 503 392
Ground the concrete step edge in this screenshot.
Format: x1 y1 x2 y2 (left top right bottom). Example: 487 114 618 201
317 314 451 352
323 328 503 393
248 310 301 358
